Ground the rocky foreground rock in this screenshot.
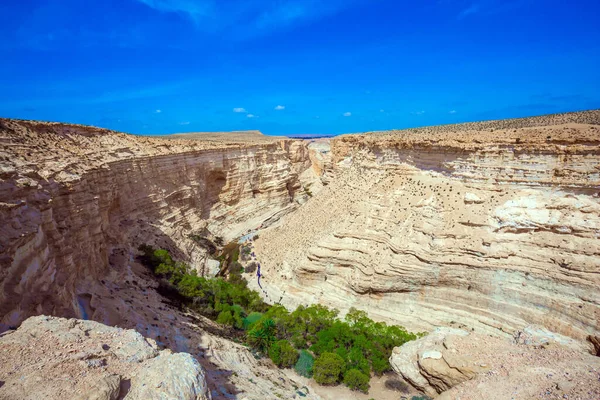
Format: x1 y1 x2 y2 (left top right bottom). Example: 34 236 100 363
389 326 600 399
0 316 210 399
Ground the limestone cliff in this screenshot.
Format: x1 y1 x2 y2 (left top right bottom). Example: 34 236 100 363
252 110 600 348
0 119 315 331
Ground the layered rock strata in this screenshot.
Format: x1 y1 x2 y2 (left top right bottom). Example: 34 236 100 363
0 119 315 331
252 110 600 348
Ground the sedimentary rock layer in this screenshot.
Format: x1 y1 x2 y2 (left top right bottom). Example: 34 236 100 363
253 110 600 348
0 119 313 330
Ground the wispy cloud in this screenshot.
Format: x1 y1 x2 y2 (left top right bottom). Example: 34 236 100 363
458 3 480 19
274 105 285 110
233 107 247 113
343 112 352 117
449 110 457 114
136 0 214 22
179 121 190 125
456 1 528 20
155 109 162 113
411 110 425 115
247 114 256 118
134 0 367 35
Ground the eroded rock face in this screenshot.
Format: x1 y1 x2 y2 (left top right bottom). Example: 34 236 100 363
389 326 600 400
0 119 316 330
0 316 210 400
253 111 600 346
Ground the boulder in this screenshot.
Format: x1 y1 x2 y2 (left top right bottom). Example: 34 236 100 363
389 327 479 397
125 352 209 400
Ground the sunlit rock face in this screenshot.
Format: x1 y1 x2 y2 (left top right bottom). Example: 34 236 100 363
0 119 315 330
253 110 600 347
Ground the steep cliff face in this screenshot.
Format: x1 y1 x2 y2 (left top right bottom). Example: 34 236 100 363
252 111 600 347
0 119 314 331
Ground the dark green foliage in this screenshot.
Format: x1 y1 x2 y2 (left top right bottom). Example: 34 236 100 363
295 350 315 378
139 246 423 389
243 312 263 330
313 352 345 385
247 318 276 353
411 396 433 400
268 339 299 368
343 369 370 393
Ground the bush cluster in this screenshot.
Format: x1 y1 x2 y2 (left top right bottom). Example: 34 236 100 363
139 246 423 394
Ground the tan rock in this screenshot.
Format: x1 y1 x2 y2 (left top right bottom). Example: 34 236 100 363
76 375 121 400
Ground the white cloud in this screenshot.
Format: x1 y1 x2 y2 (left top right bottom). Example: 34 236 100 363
411 110 425 115
179 121 190 125
343 112 352 117
134 0 369 36
247 114 256 118
135 0 214 22
449 110 457 114
233 107 247 113
458 3 480 19
274 105 285 110
155 109 162 113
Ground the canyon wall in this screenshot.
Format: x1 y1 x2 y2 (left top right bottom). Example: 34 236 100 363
253 111 600 348
0 119 314 331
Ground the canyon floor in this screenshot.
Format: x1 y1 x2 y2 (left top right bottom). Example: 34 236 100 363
0 111 599 399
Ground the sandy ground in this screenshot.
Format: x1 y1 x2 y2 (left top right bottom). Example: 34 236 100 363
282 371 423 400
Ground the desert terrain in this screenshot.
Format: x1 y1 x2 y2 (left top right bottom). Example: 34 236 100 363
0 111 599 399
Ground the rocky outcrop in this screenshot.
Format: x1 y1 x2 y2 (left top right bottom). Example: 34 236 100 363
0 315 210 400
390 326 600 399
0 119 316 331
252 111 600 348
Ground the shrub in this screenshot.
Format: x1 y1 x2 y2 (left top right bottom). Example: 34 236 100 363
295 350 315 378
217 310 236 327
269 340 299 368
247 318 276 353
243 312 263 330
343 369 370 393
313 352 345 385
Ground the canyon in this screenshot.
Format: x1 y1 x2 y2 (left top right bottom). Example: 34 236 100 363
0 111 599 399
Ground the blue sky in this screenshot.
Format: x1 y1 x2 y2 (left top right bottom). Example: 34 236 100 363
1 0 599 135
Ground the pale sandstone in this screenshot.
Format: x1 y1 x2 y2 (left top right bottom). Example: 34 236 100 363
252 111 600 348
390 326 600 399
0 118 316 330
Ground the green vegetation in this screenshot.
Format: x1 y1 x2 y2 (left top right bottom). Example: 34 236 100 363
269 339 299 368
313 352 345 385
295 350 315 378
139 245 424 394
343 369 370 393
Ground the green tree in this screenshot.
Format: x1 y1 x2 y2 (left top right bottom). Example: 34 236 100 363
268 340 299 368
216 310 236 327
247 318 276 353
343 369 370 393
313 352 345 385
